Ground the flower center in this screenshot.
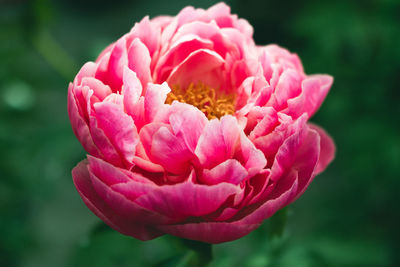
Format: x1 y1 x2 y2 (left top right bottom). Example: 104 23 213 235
165 82 235 120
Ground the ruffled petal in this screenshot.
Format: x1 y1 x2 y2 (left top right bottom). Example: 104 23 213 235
269 114 308 181
128 16 160 57
74 62 97 85
290 126 320 198
201 159 248 185
122 67 143 119
267 69 303 111
150 126 193 174
167 102 208 153
195 116 240 169
155 34 213 82
80 77 112 103
72 160 163 240
92 101 139 166
167 49 225 90
127 38 152 90
89 115 124 167
68 83 101 158
101 37 128 91
236 132 267 177
309 123 335 175
286 74 333 118
247 106 279 139
132 170 243 219
157 170 298 244
157 220 260 244
144 82 170 123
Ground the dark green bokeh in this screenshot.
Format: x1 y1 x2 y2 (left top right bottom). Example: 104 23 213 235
1 0 399 266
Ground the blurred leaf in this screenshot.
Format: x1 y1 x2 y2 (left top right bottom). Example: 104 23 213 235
31 28 78 80
2 80 35 111
267 207 288 239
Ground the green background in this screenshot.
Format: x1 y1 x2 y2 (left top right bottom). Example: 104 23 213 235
1 0 399 266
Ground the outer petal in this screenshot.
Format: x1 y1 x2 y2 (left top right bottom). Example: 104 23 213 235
285 75 333 118
72 160 163 240
157 221 260 244
68 83 101 158
309 123 335 175
290 127 320 198
269 114 308 181
107 167 244 219
157 170 299 244
73 62 97 85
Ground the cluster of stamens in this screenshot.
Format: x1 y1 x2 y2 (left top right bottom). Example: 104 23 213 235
165 82 235 120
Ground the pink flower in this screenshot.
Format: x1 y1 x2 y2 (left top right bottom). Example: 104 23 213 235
68 2 335 244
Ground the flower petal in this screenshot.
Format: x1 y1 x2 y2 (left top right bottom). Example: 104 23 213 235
150 126 193 174
201 159 248 185
236 132 267 177
289 126 320 199
157 171 298 244
155 34 214 82
167 49 225 90
167 102 208 153
72 160 163 240
144 82 170 123
122 67 146 129
102 37 128 91
268 115 308 181
129 16 160 57
93 101 139 166
132 170 243 219
309 123 335 175
68 83 101 158
74 62 97 85
268 68 304 111
127 38 152 90
157 220 260 244
286 74 333 118
195 116 240 169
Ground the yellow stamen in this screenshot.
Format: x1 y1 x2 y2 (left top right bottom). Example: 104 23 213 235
165 82 235 120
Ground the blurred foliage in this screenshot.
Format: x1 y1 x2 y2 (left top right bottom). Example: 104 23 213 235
0 0 399 266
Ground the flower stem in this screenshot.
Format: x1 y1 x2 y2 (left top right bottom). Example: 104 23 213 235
180 239 213 266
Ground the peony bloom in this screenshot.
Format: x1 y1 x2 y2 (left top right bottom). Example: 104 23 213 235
69 2 335 244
